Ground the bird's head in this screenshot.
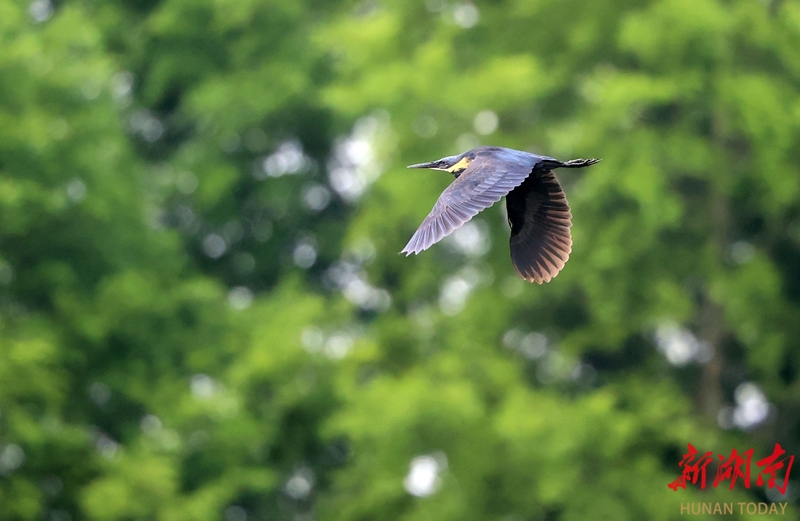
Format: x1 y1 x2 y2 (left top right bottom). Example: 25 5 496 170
407 151 475 177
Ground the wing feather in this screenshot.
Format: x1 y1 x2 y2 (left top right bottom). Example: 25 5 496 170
506 170 573 284
402 160 536 255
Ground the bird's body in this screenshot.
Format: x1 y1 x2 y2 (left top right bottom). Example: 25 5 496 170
402 146 599 284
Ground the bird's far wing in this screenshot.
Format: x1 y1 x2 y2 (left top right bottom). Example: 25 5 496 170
506 170 572 284
401 161 533 255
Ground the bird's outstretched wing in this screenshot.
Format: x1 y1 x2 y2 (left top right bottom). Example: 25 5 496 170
506 170 572 284
401 162 534 255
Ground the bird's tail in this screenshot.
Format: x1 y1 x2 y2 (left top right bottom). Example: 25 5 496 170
547 158 601 169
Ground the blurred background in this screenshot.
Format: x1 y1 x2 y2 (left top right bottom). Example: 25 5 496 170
1 0 799 519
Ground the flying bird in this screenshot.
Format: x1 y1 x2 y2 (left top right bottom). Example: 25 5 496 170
402 146 599 284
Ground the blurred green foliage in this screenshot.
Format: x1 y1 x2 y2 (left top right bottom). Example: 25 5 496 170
1 0 800 519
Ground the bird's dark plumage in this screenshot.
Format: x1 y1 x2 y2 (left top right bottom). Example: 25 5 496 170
402 146 599 284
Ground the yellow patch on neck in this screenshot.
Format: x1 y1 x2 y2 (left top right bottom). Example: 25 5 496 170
446 156 472 173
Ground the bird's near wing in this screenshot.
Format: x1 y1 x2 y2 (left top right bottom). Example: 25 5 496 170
506 170 572 284
401 162 533 255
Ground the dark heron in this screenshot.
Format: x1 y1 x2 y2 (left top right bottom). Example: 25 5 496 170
402 146 600 284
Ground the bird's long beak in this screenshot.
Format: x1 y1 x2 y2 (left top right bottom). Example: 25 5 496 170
407 160 440 169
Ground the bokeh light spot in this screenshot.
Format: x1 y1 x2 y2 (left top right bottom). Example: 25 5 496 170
473 110 499 135
302 184 332 211
654 322 711 366
293 242 317 269
285 467 315 500
519 332 548 359
452 2 479 28
140 414 163 434
130 110 164 142
176 171 198 194
732 382 770 430
66 178 86 203
203 234 228 259
0 444 25 475
112 71 134 100
324 332 353 359
94 434 118 459
413 115 438 138
88 382 110 406
0 263 14 285
228 286 254 310
224 506 248 521
404 452 447 497
190 374 219 399
28 0 53 23
439 277 471 315
301 326 325 353
447 220 490 256
327 113 388 202
259 140 310 178
730 240 755 265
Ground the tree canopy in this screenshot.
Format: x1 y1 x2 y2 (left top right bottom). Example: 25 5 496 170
2 0 800 519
